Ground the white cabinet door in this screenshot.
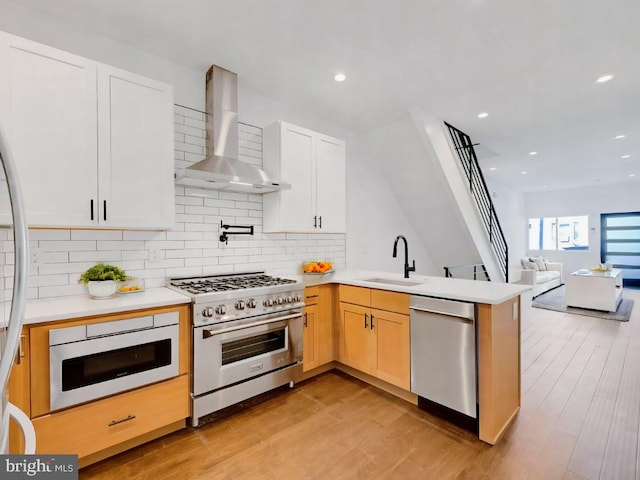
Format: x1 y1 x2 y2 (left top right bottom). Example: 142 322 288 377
97 65 174 229
0 33 98 227
278 124 315 232
264 122 315 232
316 135 346 232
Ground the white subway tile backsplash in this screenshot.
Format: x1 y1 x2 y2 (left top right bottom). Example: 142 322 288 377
69 251 122 262
97 241 145 251
29 229 71 240
71 230 123 241
40 241 96 252
123 231 166 241
18 107 345 299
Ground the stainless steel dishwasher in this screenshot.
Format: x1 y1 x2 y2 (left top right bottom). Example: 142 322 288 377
410 295 477 430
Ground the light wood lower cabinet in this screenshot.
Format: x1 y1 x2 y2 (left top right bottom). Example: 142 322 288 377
8 303 191 464
338 286 411 390
303 285 334 372
33 375 188 458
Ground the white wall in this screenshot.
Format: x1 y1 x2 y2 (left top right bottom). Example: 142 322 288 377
525 182 640 276
486 179 526 281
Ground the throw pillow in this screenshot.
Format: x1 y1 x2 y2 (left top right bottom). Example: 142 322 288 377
521 258 538 270
530 256 547 271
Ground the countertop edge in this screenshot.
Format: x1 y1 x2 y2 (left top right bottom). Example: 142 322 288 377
24 287 192 325
300 270 531 304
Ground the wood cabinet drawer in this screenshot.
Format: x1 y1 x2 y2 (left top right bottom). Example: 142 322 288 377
32 375 188 458
338 285 371 307
304 286 320 305
371 289 410 315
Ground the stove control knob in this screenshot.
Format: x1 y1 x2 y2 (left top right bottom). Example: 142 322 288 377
285 296 293 304
247 298 257 309
276 297 284 305
214 305 227 315
202 307 215 317
293 294 302 303
235 300 246 310
263 298 274 307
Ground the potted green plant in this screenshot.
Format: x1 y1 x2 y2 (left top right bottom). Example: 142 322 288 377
78 263 129 298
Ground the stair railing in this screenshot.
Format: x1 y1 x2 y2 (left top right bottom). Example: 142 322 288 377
443 263 490 281
444 122 508 283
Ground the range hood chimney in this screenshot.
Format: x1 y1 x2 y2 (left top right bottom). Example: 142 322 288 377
175 65 290 193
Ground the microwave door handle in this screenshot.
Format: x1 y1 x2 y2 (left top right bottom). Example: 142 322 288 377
202 312 302 338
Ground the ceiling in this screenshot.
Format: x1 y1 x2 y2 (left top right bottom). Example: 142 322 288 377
6 0 640 193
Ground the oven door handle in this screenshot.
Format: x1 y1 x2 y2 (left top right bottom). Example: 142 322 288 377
202 312 303 338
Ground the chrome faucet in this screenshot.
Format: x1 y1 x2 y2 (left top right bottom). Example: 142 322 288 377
392 235 416 279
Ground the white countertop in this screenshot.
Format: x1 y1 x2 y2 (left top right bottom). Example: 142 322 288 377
24 287 192 325
301 269 530 304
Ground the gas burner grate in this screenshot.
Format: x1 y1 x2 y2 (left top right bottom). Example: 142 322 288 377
169 273 297 295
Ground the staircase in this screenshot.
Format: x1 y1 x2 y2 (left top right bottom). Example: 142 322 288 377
444 122 509 282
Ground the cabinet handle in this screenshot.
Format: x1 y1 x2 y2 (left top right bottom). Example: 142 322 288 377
90 199 94 221
364 313 369 328
15 334 26 365
103 200 107 221
319 216 322 228
314 215 317 228
304 312 308 327
370 314 375 330
108 415 136 427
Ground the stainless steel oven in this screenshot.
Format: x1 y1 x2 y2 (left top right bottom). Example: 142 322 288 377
168 272 304 427
194 310 302 396
49 312 179 411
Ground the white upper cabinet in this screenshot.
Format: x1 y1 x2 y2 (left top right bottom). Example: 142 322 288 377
97 64 174 229
0 33 98 227
0 32 174 229
263 121 346 233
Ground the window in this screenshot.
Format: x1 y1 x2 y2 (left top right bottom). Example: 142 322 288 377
528 215 589 251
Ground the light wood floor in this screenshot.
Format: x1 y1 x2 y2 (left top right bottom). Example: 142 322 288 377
80 289 640 480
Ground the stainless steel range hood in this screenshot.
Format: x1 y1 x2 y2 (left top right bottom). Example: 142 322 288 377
175 65 290 193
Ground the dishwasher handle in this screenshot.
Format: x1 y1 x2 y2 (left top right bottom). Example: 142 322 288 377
410 306 474 323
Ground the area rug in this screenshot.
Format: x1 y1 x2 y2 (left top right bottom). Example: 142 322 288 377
532 285 634 322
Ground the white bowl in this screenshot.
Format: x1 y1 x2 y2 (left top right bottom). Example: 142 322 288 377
87 280 117 299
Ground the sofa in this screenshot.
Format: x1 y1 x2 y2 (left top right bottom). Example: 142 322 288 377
518 257 563 298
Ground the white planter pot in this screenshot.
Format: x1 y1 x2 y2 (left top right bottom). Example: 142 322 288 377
87 280 117 299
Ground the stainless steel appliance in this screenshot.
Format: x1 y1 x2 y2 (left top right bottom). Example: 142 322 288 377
410 295 477 431
0 121 35 453
49 312 180 410
168 272 303 427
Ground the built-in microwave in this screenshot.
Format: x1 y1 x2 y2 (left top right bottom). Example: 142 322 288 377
49 312 179 411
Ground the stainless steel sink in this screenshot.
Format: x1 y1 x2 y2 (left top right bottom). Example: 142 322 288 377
361 277 423 287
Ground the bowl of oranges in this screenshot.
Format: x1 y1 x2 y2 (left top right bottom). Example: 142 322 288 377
303 261 334 275
118 278 145 294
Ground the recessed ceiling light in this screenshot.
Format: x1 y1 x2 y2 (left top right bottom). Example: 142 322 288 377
596 74 614 83
477 112 489 119
528 151 537 156
630 174 636 178
615 134 626 139
621 154 631 159
521 171 528 175
334 73 346 82
489 167 496 171
543 185 548 188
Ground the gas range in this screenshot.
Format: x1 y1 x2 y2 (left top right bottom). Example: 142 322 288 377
169 271 305 426
168 271 304 326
